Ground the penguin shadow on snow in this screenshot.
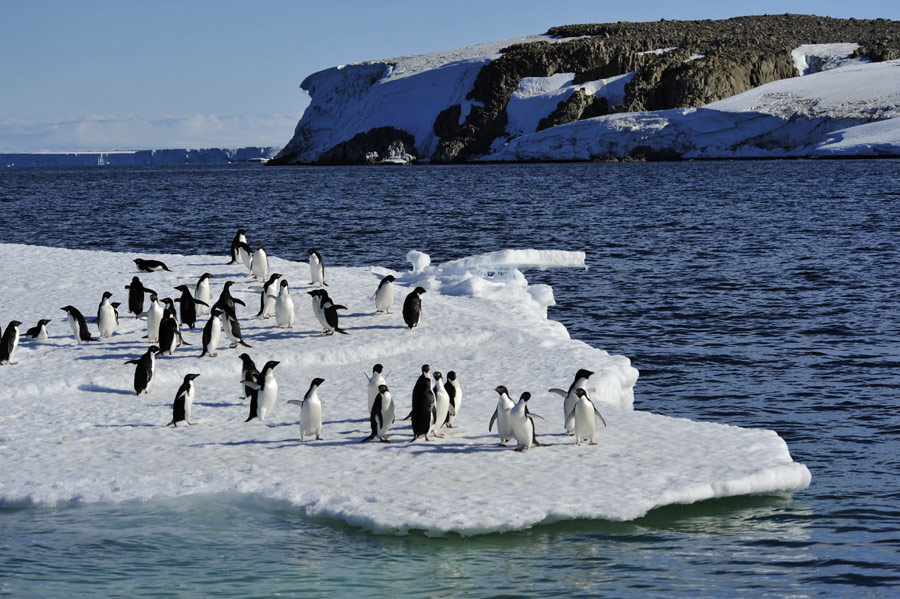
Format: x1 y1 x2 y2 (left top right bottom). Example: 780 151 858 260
74 351 143 361
93 422 158 428
77 383 136 396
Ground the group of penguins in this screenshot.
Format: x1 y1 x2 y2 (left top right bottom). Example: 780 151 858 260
0 229 610 449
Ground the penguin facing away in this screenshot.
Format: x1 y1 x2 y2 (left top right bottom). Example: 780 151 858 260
158 312 179 356
308 248 326 286
174 284 207 329
125 276 156 318
402 287 427 329
24 319 51 342
565 388 607 446
60 305 97 343
489 385 516 446
0 321 22 365
287 377 325 442
222 305 252 349
321 295 348 335
228 229 247 264
373 275 395 313
213 281 246 316
134 258 171 272
126 345 160 395
362 384 395 443
409 364 436 442
167 373 200 427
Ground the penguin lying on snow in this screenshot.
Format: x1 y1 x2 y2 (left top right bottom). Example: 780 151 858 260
24 319 51 342
134 258 171 272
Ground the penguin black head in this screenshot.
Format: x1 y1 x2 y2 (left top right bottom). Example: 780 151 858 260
413 287 427 295
131 276 141 283
149 293 159 302
575 369 594 380
262 360 280 371
384 275 395 283
433 371 443 381
223 281 234 290
211 308 223 318
280 279 289 288
307 290 319 297
102 291 113 300
378 384 389 394
266 273 281 285
162 298 176 307
39 319 51 325
148 345 161 354
494 385 509 396
447 371 457 381
574 388 589 399
184 373 201 382
373 364 383 374
198 272 214 282
421 364 430 375
111 302 121 309
237 228 247 234
520 392 532 402
307 248 318 257
7 320 21 328
309 377 325 388
174 284 188 292
238 352 254 364
60 305 75 313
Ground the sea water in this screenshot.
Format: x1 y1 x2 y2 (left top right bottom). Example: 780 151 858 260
1 161 899 597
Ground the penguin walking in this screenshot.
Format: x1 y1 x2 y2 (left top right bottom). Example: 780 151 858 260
409 364 436 442
222 305 252 349
195 273 214 315
257 273 281 318
24 319 51 342
549 369 594 435
489 385 516 446
134 258 171 272
362 384 395 442
125 276 156 318
366 364 387 413
250 245 268 281
174 285 207 329
308 248 326 286
199 309 223 358
167 373 200 426
60 305 97 343
228 229 247 264
444 371 462 428
125 346 160 395
212 281 246 317
566 388 607 446
307 290 328 333
158 312 179 356
402 287 427 329
96 292 117 338
431 372 451 438
243 360 279 421
287 377 325 442
321 295 348 335
274 279 294 328
145 294 164 344
373 275 395 313
509 392 541 452
238 242 253 274
238 353 258 400
0 321 22 364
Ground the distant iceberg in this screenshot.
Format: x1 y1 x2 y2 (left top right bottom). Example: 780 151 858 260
1 146 281 167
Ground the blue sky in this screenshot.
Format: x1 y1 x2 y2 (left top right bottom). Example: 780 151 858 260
1 0 897 151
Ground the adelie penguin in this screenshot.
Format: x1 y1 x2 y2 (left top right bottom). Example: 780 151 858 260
145 294 164 344
158 312 180 356
0 321 22 365
213 281 245 316
509 392 542 452
167 373 200 427
125 276 156 318
489 385 516 446
409 364 436 443
431 371 452 439
238 242 253 274
308 248 326 286
60 305 97 343
365 363 387 413
549 369 594 436
199 308 223 358
444 371 462 428
126 345 160 395
24 319 51 342
222 305 252 349
174 284 208 329
373 275 395 313
250 245 268 281
134 258 171 272
403 287 426 329
566 388 607 446
238 353 258 400
195 273 213 315
228 229 247 264
96 291 117 338
257 273 281 318
288 377 325 443
243 360 279 421
362 384 395 443
321 294 348 335
274 279 294 328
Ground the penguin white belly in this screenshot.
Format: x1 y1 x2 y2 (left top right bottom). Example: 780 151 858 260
311 297 327 330
448 380 462 426
35 325 49 342
263 291 278 318
98 304 116 338
433 386 450 433
573 397 596 443
196 282 210 314
275 290 294 328
510 404 534 450
367 373 386 413
147 305 163 343
377 394 395 438
497 406 514 443
184 386 196 423
206 318 221 353
300 396 322 440
251 250 267 281
375 283 394 313
310 256 324 286
564 380 588 433
258 377 278 420
66 313 80 342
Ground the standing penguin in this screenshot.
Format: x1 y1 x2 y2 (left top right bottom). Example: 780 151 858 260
158 312 179 356
60 305 97 343
228 229 247 264
145 294 164 344
431 371 451 439
274 279 294 328
257 273 281 318
409 364 436 442
133 258 171 272
212 281 246 316
288 377 325 442
307 290 328 333
0 321 22 364
199 308 223 358
321 294 348 335
167 373 200 426
444 371 462 428
509 392 541 452
373 275 395 313
195 273 214 314
24 319 51 342
243 360 279 421
489 385 517 446
174 284 207 329
402 287 427 329
250 245 268 281
222 305 252 349
362 384 395 443
308 248 326 286
125 345 160 395
366 364 387 413
238 352 259 400
550 369 594 435
125 276 156 318
96 292 117 338
566 388 607 446
238 242 253 274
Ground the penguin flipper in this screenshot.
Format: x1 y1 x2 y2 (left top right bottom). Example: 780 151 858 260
333 327 348 335
548 388 567 397
124 359 140 365
489 408 498 431
592 404 608 427
287 399 303 407
241 380 261 391
565 409 576 430
402 410 412 421
233 298 246 307
238 340 252 348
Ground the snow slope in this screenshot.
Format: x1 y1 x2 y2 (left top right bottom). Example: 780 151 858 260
0 244 810 535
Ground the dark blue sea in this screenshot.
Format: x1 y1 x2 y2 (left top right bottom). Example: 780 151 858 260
1 161 899 597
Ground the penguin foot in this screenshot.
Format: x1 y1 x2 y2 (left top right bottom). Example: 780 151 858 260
566 432 574 436
189 421 198 426
380 437 390 443
434 433 445 438
589 441 597 446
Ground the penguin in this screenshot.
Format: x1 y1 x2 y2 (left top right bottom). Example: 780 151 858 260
134 258 171 272
489 385 516 446
257 273 281 318
125 276 156 318
274 279 294 328
409 364 436 442
431 372 451 438
195 273 213 314
308 248 326 286
213 281 245 316
145 294 164 343
167 373 200 426
373 275 395 313
199 308 223 358
238 352 258 400
402 287 426 329
0 321 21 364
96 291 117 338
365 363 387 413
287 377 325 442
222 305 252 349
566 388 608 446
243 371 260 421
250 245 268 281
238 242 253 274
444 371 462 428
362 384 395 442
509 392 542 452
60 305 97 343
158 312 179 356
25 319 51 342
161 297 180 326
549 369 594 435
321 295 348 335
307 290 329 333
228 229 247 264
125 345 160 395
111 302 121 325
174 284 207 329
243 360 279 421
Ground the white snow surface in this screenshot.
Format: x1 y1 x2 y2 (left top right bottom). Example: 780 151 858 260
791 43 869 76
0 244 810 535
